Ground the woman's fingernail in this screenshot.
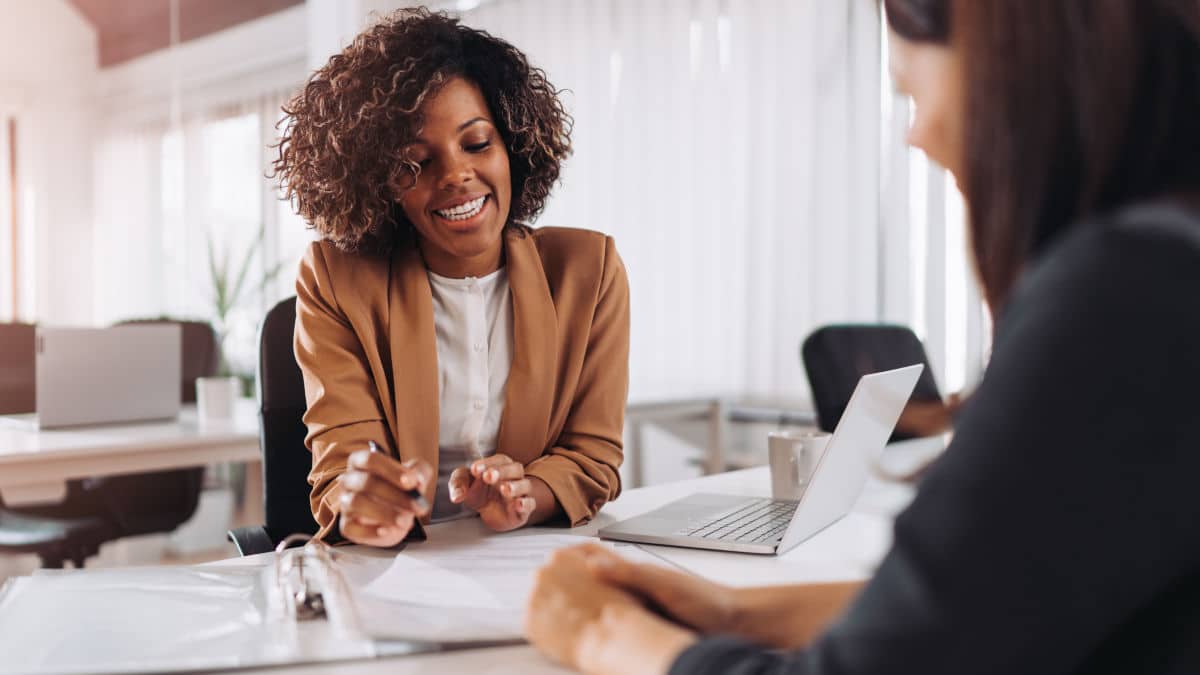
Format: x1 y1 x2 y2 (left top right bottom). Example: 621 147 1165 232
376 526 390 537
487 469 499 481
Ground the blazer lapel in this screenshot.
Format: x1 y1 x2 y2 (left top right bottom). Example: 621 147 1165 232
498 231 557 463
388 243 440 500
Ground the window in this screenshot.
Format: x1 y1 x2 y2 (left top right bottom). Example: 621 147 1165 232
0 117 13 321
93 93 309 380
879 28 989 395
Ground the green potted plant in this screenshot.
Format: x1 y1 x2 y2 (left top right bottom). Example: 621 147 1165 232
196 223 284 418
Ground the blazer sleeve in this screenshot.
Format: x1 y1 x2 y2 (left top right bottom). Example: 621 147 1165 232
294 243 393 540
524 236 631 526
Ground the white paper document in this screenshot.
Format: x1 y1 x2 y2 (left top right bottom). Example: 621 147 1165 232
339 531 663 643
0 529 672 671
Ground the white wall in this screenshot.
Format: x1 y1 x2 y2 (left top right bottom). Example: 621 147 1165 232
0 0 97 325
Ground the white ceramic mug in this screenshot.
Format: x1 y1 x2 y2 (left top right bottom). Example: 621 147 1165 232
195 376 238 422
767 430 831 501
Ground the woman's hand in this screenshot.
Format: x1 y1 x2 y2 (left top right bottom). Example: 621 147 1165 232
578 543 740 635
582 543 862 652
895 392 964 437
338 450 432 547
449 454 548 531
526 546 696 674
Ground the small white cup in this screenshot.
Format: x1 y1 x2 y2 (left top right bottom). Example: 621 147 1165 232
768 430 831 501
195 376 239 422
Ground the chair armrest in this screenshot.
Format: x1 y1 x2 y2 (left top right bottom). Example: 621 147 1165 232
227 526 274 557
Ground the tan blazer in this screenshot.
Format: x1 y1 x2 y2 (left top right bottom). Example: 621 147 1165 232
294 227 630 538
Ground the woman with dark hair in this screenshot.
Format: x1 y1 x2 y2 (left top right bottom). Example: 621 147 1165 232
525 0 1200 673
274 8 629 547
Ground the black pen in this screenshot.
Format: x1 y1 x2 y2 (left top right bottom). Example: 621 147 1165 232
368 440 431 514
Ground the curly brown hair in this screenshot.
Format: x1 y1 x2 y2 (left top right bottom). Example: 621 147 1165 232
274 8 572 254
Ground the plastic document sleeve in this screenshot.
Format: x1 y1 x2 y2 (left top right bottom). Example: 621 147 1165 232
0 534 522 675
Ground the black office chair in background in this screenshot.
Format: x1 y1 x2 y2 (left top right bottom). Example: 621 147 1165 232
801 324 944 442
228 297 320 555
0 322 35 415
88 319 220 537
0 320 220 568
0 322 112 568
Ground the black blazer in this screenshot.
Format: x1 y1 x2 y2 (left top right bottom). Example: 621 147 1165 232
672 201 1200 675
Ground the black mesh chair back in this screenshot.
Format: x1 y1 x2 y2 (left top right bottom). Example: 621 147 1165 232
115 318 220 402
801 324 941 442
95 319 221 535
230 296 318 554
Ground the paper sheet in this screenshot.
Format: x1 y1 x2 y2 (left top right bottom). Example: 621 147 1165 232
339 532 667 643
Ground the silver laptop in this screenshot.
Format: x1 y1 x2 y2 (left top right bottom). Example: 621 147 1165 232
0 325 182 430
600 364 923 555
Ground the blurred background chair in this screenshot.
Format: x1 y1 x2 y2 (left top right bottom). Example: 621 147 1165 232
229 297 319 555
0 323 113 567
801 324 945 442
0 319 220 568
0 323 36 415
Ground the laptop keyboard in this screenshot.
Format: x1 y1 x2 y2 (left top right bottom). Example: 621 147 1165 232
676 498 798 544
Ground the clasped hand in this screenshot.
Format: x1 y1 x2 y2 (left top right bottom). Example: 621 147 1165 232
338 450 539 546
449 453 538 532
525 544 708 674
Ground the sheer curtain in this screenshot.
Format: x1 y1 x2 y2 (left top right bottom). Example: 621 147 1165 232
0 117 12 321
462 0 883 403
878 30 988 396
92 89 309 378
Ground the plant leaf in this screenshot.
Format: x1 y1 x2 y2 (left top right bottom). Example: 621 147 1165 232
227 222 269 313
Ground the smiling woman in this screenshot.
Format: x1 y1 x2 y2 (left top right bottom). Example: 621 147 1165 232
396 77 514 278
273 8 629 549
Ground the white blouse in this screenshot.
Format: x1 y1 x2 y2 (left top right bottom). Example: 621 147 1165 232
426 267 514 520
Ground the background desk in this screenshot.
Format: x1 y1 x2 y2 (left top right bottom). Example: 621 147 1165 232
625 396 817 487
0 399 259 506
228 437 942 675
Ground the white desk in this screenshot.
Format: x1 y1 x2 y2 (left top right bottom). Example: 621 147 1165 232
0 399 260 505
230 437 942 675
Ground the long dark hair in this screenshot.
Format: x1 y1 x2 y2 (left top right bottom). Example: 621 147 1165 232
885 0 1200 313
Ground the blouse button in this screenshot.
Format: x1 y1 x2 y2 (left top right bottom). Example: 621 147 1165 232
473 400 485 411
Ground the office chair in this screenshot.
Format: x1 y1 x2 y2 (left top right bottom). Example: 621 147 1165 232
228 297 321 555
801 324 943 442
0 322 113 568
0 322 35 414
0 506 114 569
84 319 219 536
0 320 218 568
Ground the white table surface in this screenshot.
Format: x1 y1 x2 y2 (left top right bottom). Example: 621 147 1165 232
228 437 943 675
0 399 260 505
